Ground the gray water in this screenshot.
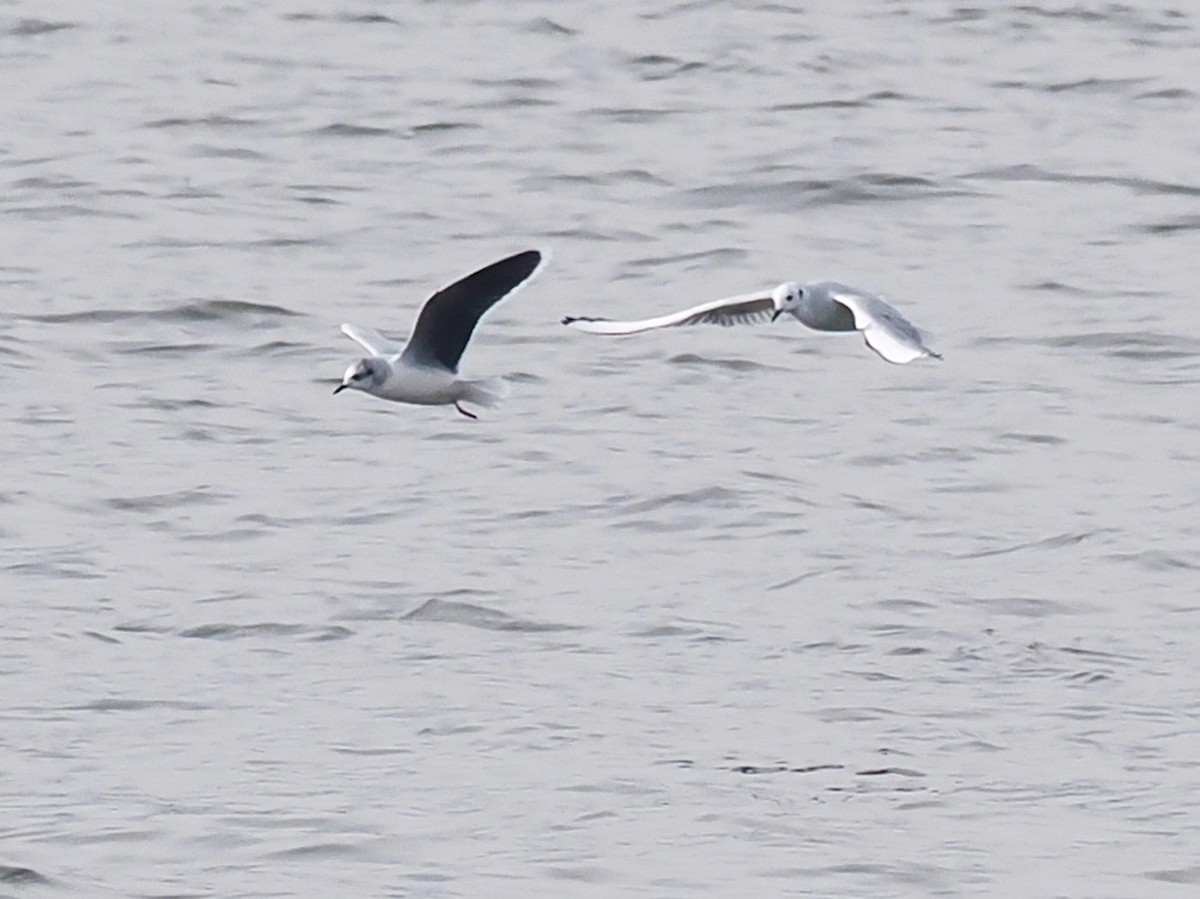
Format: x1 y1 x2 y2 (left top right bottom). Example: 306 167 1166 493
2 1 1198 896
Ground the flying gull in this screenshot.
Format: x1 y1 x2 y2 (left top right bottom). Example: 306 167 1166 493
563 280 940 364
336 249 544 417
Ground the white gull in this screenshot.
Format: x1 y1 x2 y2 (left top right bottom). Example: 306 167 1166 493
562 280 940 364
336 250 544 417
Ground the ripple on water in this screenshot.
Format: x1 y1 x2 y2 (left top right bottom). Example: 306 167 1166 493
400 598 577 633
964 163 1200 197
179 623 354 642
25 299 299 325
0 864 50 885
104 487 231 512
679 173 974 211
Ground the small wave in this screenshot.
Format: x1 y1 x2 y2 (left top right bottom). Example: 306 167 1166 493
0 342 30 359
521 168 672 192
283 12 399 25
339 13 399 25
27 298 299 324
105 488 229 512
623 247 748 271
0 864 49 884
965 163 1199 197
69 698 210 712
12 175 92 190
143 114 261 129
9 18 74 36
402 598 573 633
1137 214 1200 235
666 353 774 372
229 340 311 358
771 90 909 112
1022 279 1095 296
263 841 359 861
251 236 329 249
627 54 705 81
1148 867 1200 885
768 567 846 591
527 17 575 36
615 485 746 517
590 106 689 124
7 554 101 580
7 203 136 221
113 341 217 357
960 530 1099 559
1138 87 1194 101
997 432 1067 445
179 623 353 641
1042 331 1198 360
730 763 847 776
680 173 970 211
994 76 1149 95
411 121 479 134
1112 550 1200 573
471 95 555 110
312 122 394 138
191 144 271 160
986 596 1078 618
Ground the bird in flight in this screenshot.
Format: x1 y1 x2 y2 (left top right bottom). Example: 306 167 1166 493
563 280 940 364
335 250 544 418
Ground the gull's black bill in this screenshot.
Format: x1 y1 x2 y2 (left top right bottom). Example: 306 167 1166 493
771 309 784 322
333 383 347 395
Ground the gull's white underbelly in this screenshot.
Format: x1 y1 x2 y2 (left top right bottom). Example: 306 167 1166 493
376 363 463 405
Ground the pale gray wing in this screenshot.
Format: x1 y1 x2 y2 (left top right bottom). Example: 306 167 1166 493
341 322 402 358
827 287 941 364
562 291 776 335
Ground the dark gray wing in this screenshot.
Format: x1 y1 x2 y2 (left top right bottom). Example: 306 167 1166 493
401 250 543 372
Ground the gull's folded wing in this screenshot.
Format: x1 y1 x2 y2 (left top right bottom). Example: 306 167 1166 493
828 288 940 364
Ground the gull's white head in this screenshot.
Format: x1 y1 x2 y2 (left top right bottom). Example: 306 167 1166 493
334 357 388 396
770 281 804 322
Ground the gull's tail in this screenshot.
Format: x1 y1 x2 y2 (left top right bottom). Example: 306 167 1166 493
460 376 511 410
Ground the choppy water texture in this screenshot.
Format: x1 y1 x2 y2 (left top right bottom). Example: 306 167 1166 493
2 2 1198 896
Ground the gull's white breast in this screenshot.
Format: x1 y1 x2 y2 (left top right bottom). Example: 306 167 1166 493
375 361 463 405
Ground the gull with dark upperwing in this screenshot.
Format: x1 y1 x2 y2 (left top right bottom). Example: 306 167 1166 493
563 280 940 364
335 250 544 418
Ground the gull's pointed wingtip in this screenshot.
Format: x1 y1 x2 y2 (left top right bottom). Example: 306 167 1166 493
493 247 549 290
523 246 551 279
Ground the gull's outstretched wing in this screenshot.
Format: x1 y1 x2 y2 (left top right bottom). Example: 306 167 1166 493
562 291 776 335
341 322 402 357
401 250 543 372
827 286 941 364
